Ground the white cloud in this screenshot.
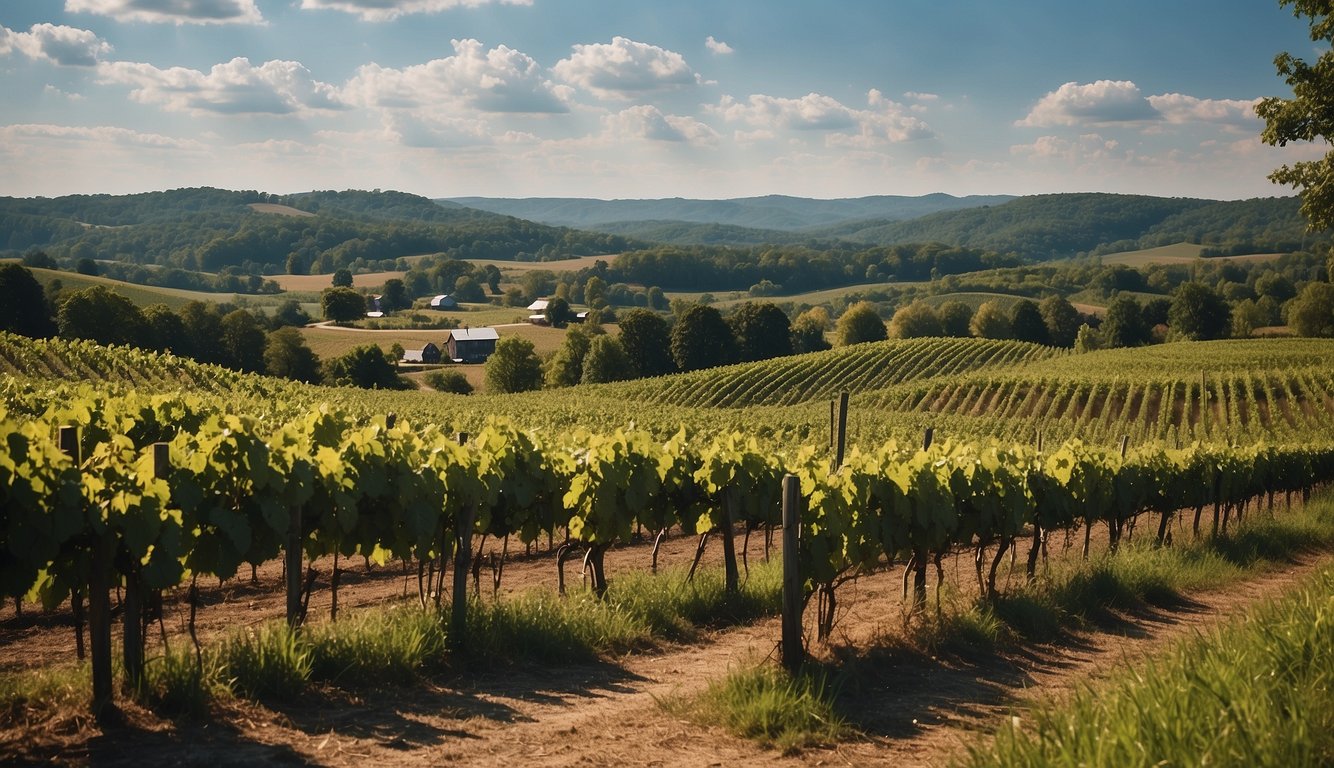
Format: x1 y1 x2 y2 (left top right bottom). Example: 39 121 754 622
601 105 719 146
553 37 698 99
1 23 112 66
343 39 569 113
0 123 205 151
712 90 932 143
1017 80 1160 127
903 91 939 102
97 57 347 116
1010 133 1125 163
1146 93 1258 127
300 0 532 22
65 0 263 25
705 36 734 55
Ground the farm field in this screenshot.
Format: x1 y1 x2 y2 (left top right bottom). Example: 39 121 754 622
1099 241 1287 267
1 332 1333 766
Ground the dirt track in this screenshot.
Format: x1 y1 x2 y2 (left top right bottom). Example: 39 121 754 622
1 522 1328 767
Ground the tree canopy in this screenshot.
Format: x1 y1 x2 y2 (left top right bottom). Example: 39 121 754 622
484 336 543 393
834 301 887 346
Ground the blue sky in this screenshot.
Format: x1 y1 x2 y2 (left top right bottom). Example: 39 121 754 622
0 0 1326 200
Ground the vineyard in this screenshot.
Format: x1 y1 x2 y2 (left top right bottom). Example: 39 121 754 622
2 330 1334 764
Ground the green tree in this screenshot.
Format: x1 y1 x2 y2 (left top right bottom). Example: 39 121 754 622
1257 0 1334 229
969 300 1011 340
646 286 668 311
220 309 267 373
380 278 410 312
938 300 974 338
581 335 632 384
1101 295 1150 348
1230 299 1267 338
453 275 486 302
483 264 502 295
0 264 54 338
178 301 224 364
889 300 942 339
790 307 831 353
834 301 887 346
75 258 98 276
143 304 189 354
729 301 792 361
271 299 312 329
322 287 365 323
585 275 607 309
1074 322 1101 353
424 369 474 394
617 308 676 377
545 296 575 328
484 336 543 393
322 344 403 389
1168 282 1232 340
671 303 736 371
1009 299 1050 344
56 285 149 347
544 324 594 387
1287 281 1334 336
264 327 321 383
1039 295 1081 347
332 268 353 287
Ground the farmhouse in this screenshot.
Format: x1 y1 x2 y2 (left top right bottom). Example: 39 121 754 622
429 294 457 310
401 342 441 364
447 327 499 363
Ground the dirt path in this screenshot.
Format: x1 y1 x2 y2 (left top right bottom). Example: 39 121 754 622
9 538 1326 768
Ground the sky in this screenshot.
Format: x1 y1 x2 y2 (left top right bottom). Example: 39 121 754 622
0 0 1328 201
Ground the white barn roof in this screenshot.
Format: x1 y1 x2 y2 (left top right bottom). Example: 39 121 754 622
450 327 499 342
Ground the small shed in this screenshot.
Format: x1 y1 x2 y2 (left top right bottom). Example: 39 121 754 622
402 342 441 364
447 327 499 363
527 298 549 313
430 294 457 310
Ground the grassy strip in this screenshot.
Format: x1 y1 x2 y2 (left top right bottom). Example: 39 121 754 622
664 663 849 753
1 559 784 717
960 563 1334 767
675 493 1334 751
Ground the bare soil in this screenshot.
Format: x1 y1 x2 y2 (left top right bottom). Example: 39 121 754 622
1 522 1328 768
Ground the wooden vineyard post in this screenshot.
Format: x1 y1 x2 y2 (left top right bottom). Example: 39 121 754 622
780 474 804 672
285 500 304 627
923 426 934 451
833 391 849 468
450 432 474 650
62 426 115 720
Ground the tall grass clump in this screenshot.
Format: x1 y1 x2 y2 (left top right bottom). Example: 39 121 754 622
961 565 1334 767
218 622 312 700
0 665 89 721
141 645 225 716
667 663 848 754
307 605 446 687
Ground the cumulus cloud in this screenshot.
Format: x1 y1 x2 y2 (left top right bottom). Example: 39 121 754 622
712 89 932 143
705 36 733 55
343 39 569 113
602 105 719 145
1010 133 1125 163
65 0 263 25
299 0 532 22
1146 93 1258 127
0 23 112 66
1017 80 1160 126
97 57 347 116
553 37 698 99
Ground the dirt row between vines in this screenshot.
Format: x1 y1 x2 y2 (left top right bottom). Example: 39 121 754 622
2 522 1330 766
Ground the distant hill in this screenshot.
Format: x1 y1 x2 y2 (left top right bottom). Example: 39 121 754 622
0 187 637 276
808 193 1324 258
443 193 1017 232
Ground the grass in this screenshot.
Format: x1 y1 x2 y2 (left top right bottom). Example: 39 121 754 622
960 563 1334 767
665 663 849 753
679 492 1334 752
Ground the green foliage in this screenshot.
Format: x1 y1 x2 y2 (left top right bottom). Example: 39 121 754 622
424 368 473 394
671 664 848 752
1287 281 1334 336
969 300 1011 340
616 308 676 377
1008 298 1049 344
834 301 887 346
0 264 54 339
321 287 365 323
790 307 832 353
581 335 631 384
56 285 150 348
264 327 321 383
671 303 736 371
1039 295 1081 347
219 309 266 373
889 300 943 339
322 344 404 389
1168 281 1232 340
1101 295 1150 347
938 300 974 338
331 268 353 288
729 301 793 361
484 336 542 393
